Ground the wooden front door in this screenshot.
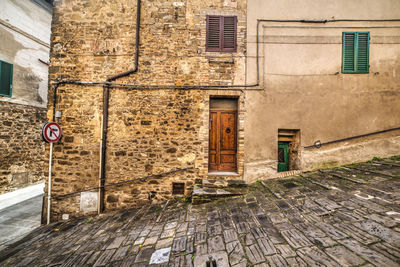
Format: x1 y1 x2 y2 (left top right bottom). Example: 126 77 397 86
209 109 237 172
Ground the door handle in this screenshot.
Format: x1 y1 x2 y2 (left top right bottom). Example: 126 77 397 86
209 119 212 130
226 127 231 133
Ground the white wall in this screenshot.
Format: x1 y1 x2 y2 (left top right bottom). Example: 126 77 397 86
0 0 51 44
0 0 52 108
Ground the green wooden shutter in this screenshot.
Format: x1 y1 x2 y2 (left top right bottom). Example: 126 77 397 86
357 32 369 73
342 32 369 73
342 33 355 72
0 60 13 97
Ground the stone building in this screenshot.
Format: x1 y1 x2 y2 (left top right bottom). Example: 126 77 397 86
47 0 400 220
0 0 52 194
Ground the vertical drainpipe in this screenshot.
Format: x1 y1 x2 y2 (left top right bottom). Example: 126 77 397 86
98 115 103 214
99 0 141 212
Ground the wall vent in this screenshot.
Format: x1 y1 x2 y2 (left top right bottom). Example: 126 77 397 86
172 182 185 195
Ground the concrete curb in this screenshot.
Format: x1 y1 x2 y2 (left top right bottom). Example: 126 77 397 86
0 183 44 211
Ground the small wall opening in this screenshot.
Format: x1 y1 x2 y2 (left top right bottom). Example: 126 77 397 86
278 129 301 172
172 182 185 195
210 97 238 109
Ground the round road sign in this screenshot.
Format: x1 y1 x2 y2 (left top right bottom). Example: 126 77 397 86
42 122 62 143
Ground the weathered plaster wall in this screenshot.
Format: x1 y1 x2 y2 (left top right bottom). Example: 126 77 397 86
0 0 51 43
0 0 51 193
302 130 400 170
48 0 247 220
0 0 51 107
245 0 400 181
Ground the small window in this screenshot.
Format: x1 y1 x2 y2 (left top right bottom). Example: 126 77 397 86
206 15 237 52
342 32 369 73
210 98 238 109
0 60 13 97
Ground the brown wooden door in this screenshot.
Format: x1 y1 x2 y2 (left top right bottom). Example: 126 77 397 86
209 109 237 172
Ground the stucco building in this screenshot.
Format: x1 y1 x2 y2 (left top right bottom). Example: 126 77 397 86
245 0 400 180
47 0 400 220
0 0 52 194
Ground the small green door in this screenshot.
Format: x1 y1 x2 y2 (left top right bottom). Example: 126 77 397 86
278 142 289 172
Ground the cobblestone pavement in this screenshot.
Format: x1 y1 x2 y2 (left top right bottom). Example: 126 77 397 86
1 158 400 266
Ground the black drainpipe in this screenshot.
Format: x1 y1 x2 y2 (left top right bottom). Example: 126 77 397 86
99 0 142 212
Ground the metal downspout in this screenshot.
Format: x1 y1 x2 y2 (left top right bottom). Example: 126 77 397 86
99 0 142 212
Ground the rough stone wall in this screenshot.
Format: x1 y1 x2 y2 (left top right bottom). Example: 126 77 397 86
0 101 46 193
48 0 247 220
0 0 51 194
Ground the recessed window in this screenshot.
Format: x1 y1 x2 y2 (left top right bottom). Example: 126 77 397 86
172 182 185 195
206 15 237 52
342 32 369 73
0 60 13 97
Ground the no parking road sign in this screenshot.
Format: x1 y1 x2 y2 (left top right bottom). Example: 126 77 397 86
43 122 62 224
42 122 62 143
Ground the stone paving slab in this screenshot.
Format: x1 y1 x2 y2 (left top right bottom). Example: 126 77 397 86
0 195 43 251
1 158 400 266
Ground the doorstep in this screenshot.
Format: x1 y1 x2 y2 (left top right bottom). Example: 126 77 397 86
207 171 240 176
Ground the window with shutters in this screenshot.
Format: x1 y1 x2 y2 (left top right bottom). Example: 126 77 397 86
342 32 369 73
206 15 237 52
0 60 13 97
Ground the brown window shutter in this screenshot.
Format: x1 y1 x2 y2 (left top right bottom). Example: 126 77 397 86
206 15 237 52
222 16 237 52
206 16 221 52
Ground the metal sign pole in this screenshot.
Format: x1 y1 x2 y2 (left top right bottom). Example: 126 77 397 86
41 121 61 224
47 142 53 224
